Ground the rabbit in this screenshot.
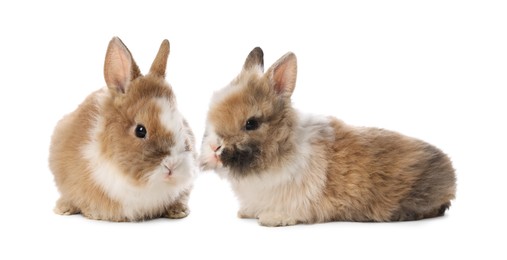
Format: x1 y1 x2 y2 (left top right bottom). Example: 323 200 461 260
49 37 197 222
200 47 457 227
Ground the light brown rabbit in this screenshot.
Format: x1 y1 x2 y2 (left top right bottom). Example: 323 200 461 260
49 37 197 221
200 47 456 226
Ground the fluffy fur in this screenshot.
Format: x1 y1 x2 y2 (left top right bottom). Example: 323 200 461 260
49 37 197 221
200 47 456 226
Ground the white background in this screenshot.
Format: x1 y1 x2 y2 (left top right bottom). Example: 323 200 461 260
1 1 506 259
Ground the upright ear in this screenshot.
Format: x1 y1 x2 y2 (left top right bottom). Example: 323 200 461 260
243 47 264 72
265 52 297 96
104 37 141 94
149 39 170 78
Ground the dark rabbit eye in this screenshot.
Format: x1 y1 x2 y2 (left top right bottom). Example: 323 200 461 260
245 118 260 131
135 124 147 138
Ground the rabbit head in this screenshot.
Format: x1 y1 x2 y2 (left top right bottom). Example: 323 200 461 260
200 47 298 178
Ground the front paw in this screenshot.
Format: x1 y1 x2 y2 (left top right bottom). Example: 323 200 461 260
166 202 190 219
258 213 298 227
237 209 255 219
54 198 80 215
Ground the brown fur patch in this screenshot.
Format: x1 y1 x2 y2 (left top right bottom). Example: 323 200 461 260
316 122 456 222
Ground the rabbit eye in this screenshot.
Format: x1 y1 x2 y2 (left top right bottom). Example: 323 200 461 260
245 118 260 131
135 124 147 138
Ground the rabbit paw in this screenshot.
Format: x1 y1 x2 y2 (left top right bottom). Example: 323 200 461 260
166 202 190 219
54 199 79 215
258 213 297 227
237 209 256 219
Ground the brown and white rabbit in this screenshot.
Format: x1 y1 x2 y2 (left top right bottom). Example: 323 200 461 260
200 47 456 226
49 37 197 221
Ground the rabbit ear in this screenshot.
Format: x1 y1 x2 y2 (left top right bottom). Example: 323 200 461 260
265 52 297 96
104 37 142 94
243 47 264 72
149 39 170 78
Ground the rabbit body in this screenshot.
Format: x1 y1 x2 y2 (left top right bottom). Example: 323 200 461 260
49 38 196 221
200 47 456 226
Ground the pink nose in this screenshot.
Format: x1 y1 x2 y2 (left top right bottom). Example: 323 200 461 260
210 145 221 152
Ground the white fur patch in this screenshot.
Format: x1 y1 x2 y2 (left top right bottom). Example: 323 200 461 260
156 98 188 153
82 94 195 220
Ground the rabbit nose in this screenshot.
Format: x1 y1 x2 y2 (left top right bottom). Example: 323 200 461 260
162 163 173 181
164 164 173 175
211 145 222 152
162 158 176 173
